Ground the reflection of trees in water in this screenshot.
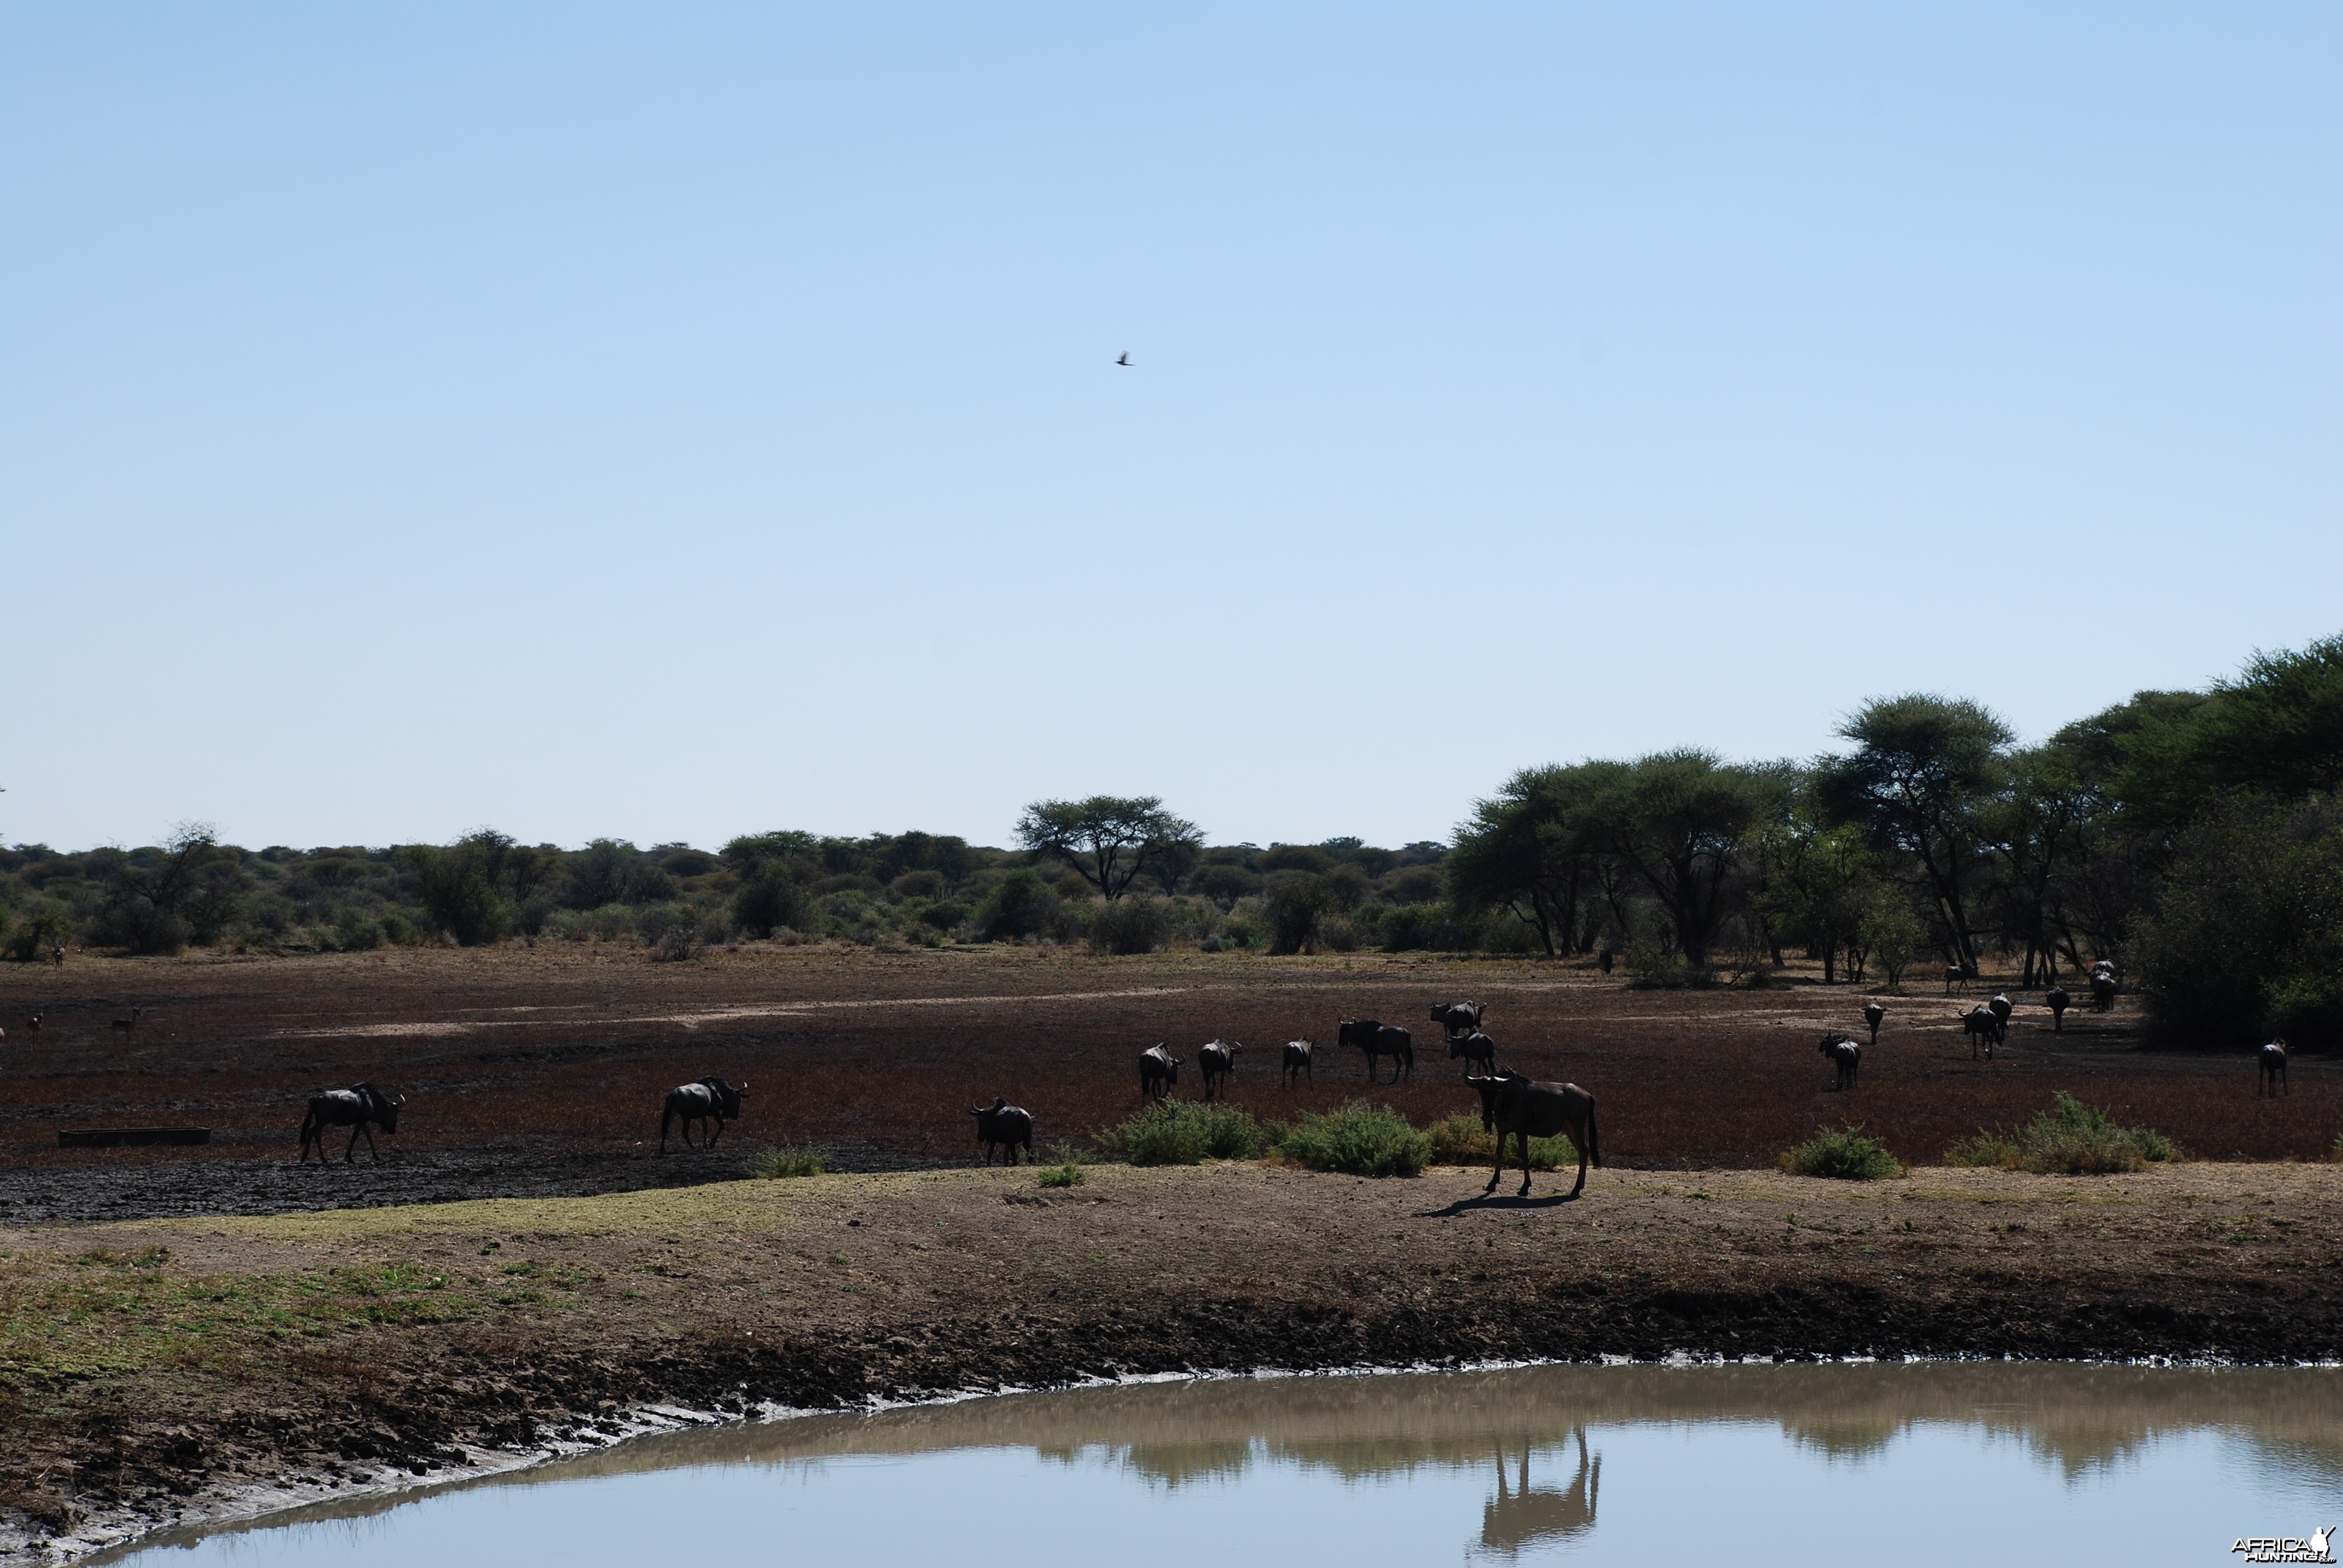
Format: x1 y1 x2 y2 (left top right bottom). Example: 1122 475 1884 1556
1474 1430 1599 1561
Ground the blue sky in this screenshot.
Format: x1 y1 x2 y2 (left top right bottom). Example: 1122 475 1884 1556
4 4 2336 852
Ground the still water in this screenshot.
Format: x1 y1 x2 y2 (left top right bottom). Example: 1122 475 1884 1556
113 1364 2342 1566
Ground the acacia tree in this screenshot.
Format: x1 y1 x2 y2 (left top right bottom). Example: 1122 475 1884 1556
1818 694 2013 978
1591 751 1778 970
1446 762 1624 955
1754 818 1887 984
1015 796 1201 901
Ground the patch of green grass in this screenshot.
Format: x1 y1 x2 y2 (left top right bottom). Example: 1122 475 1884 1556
1036 1163 1085 1189
1098 1101 1268 1165
1274 1100 1430 1178
1944 1092 2180 1175
1780 1126 1904 1180
1422 1111 1575 1171
748 1142 829 1179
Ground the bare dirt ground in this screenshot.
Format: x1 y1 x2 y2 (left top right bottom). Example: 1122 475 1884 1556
1 944 2333 1224
5 1160 2341 1560
5 945 2341 1559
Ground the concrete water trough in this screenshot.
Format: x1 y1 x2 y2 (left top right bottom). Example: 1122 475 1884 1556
58 1127 211 1149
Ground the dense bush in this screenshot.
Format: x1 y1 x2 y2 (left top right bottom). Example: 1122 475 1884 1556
1098 1101 1268 1165
1087 897 1170 956
749 1143 828 1178
979 870 1063 941
1263 872 1330 955
1275 1101 1430 1177
730 863 811 939
1779 1126 1902 1180
1944 1092 2179 1175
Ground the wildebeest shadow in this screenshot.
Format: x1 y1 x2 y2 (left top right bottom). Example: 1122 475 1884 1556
1418 1191 1582 1218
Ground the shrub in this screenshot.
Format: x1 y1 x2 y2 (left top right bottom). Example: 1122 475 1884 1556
1275 1100 1430 1177
1943 1091 2180 1175
1422 1110 1575 1171
1779 1126 1903 1180
730 864 811 939
979 870 1063 941
1263 872 1331 955
3 907 71 964
1098 1101 1267 1166
649 921 703 963
1378 903 1456 953
749 1143 828 1178
1088 898 1170 956
331 909 384 952
1037 1163 1085 1189
1625 942 1715 990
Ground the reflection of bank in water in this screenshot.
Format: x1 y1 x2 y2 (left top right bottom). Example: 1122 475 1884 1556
1476 1430 1599 1560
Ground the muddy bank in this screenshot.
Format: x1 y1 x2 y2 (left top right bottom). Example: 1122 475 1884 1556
5 1160 2342 1560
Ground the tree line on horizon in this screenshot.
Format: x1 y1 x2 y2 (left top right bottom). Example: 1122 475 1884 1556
2 632 2335 1049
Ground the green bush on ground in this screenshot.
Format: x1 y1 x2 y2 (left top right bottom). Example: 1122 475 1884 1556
1780 1126 1903 1180
1275 1100 1431 1177
1423 1111 1576 1171
1037 1163 1084 1188
748 1143 828 1178
1943 1092 2180 1175
1097 1101 1268 1166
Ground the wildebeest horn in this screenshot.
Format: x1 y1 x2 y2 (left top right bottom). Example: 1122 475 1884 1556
391 1094 407 1106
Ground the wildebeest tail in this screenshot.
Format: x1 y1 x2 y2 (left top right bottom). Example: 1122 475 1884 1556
1587 1095 1601 1169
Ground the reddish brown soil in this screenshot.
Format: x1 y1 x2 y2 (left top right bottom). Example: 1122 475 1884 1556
1 946 2333 1223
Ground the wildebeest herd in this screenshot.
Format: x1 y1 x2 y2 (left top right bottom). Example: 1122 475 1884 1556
276 961 2292 1196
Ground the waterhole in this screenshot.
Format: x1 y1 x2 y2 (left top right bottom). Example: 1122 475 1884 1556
109 1364 2343 1565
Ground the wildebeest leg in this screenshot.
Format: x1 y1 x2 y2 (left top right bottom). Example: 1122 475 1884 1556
364 1123 382 1163
1484 1137 1503 1196
344 1123 361 1163
1567 1122 1589 1199
709 1116 724 1149
1516 1131 1533 1198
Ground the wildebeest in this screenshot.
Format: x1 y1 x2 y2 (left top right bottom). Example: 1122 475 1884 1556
2259 1039 2290 1097
1988 992 2014 1042
2046 985 2071 1033
1449 1030 1496 1076
22 1013 38 1036
1957 1005 2001 1059
1280 1038 1314 1086
51 944 64 970
1597 948 1614 978
298 1083 405 1165
1199 1039 1242 1099
972 1097 1035 1162
2090 967 2117 1011
659 1076 746 1152
1943 964 1964 995
1861 1001 1884 1048
1819 1034 1861 1091
1430 1000 1487 1037
1140 1042 1182 1100
1481 1434 1599 1557
1336 1019 1414 1084
1466 1070 1599 1199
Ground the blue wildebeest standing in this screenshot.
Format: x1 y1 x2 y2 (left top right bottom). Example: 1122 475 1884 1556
1819 1034 1861 1091
1199 1039 1242 1100
1281 1038 1314 1086
1957 1005 2001 1059
1140 1042 1182 1100
1337 1019 1414 1084
972 1097 1035 1163
2259 1039 2289 1097
659 1076 746 1152
1466 1070 1600 1200
2046 985 2071 1033
299 1083 406 1165
2090 963 2117 1012
1430 1000 1486 1038
1862 1000 1885 1048
1988 993 2014 1045
1449 1030 1496 1076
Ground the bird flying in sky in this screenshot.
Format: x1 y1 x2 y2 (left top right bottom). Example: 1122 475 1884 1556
1115 352 1131 366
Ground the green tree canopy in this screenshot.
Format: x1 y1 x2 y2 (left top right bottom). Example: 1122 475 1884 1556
1015 796 1201 901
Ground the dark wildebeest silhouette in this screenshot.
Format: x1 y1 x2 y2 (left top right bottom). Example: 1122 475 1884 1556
1942 964 1964 995
972 1097 1035 1162
2090 969 2117 1012
1199 1039 1242 1099
1140 1042 1182 1100
1597 947 1614 978
1466 1069 1599 1199
1280 1038 1314 1086
24 1013 39 1037
51 944 64 970
1481 1433 1599 1558
299 1083 405 1165
2259 1039 2290 1097
1958 1005 2001 1060
1430 1000 1486 1037
1449 1030 1496 1076
659 1076 746 1152
1988 992 2014 1044
1820 1034 1861 1091
1337 1019 1414 1083
2046 985 2071 1033
1861 1000 1885 1047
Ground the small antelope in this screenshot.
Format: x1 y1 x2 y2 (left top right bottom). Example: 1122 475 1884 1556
2259 1039 2289 1097
110 1005 144 1039
24 1013 39 1036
